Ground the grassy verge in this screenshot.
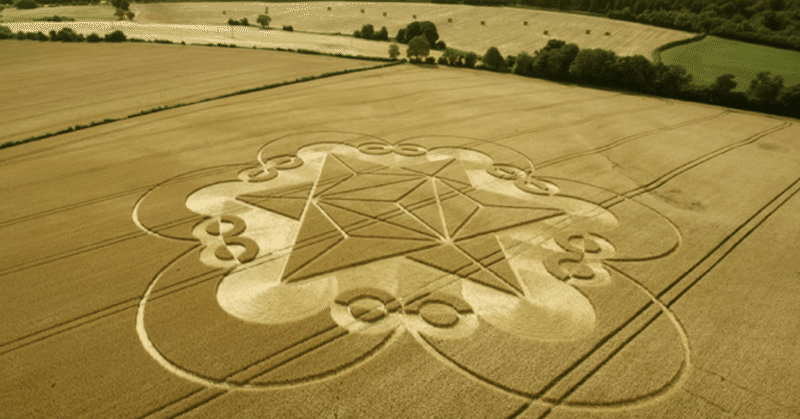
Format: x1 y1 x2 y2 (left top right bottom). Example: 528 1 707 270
0 60 403 151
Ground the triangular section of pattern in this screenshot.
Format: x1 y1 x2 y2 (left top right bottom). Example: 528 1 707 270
435 180 480 237
321 199 403 220
348 219 436 241
314 155 354 196
327 178 427 202
294 204 342 246
287 237 437 282
318 202 373 233
455 207 564 240
401 158 454 176
399 178 438 209
455 234 503 263
331 153 385 174
275 182 315 199
371 166 425 177
282 235 343 282
435 159 473 186
467 268 518 295
237 195 307 220
484 257 524 294
382 210 440 238
465 189 548 209
406 244 475 275
320 174 420 197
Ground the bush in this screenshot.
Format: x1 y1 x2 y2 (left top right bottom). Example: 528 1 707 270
15 0 39 9
86 32 101 42
0 25 13 39
437 56 447 65
425 56 436 64
282 25 293 31
406 35 430 60
257 14 270 28
104 29 126 42
483 46 505 70
434 40 446 50
33 15 74 22
464 51 478 68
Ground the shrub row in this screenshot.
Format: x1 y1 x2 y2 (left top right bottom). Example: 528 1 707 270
450 41 800 119
33 15 74 21
354 23 389 41
0 25 127 42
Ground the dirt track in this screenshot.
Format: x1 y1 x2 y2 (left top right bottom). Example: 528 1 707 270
1 43 799 418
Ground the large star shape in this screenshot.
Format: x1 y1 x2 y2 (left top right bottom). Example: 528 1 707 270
238 152 564 295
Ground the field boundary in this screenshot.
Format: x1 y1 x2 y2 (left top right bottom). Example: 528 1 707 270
651 33 706 63
0 59 403 152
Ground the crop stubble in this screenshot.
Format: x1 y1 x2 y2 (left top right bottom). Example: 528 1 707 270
1 46 799 418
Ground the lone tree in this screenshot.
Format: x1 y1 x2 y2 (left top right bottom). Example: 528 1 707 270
483 46 505 70
257 14 271 28
406 35 430 61
388 43 400 60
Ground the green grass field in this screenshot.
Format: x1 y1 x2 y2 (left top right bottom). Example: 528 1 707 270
661 35 800 90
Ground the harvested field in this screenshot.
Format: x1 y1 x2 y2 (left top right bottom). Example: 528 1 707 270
0 4 114 22
2 42 799 419
0 41 380 144
4 2 695 58
132 2 694 57
4 20 399 58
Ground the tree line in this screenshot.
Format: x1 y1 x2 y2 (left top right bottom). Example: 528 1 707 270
430 40 799 118
433 0 800 52
0 25 128 42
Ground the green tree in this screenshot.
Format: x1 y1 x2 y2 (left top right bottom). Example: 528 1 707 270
403 21 438 45
104 29 127 42
374 26 389 41
119 0 129 11
513 52 534 76
442 48 459 65
778 84 800 116
395 28 407 43
126 10 135 20
257 14 271 28
406 35 430 61
614 54 655 92
464 51 478 68
709 73 737 102
15 0 38 9
388 43 400 60
653 63 693 97
569 48 619 85
483 46 506 70
747 71 784 106
360 23 374 39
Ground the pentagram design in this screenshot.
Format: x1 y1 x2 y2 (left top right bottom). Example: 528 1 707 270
133 133 687 413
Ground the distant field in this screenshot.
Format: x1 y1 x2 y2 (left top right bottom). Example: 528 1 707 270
133 2 694 57
3 2 694 58
661 36 800 90
0 4 114 22
0 41 379 144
